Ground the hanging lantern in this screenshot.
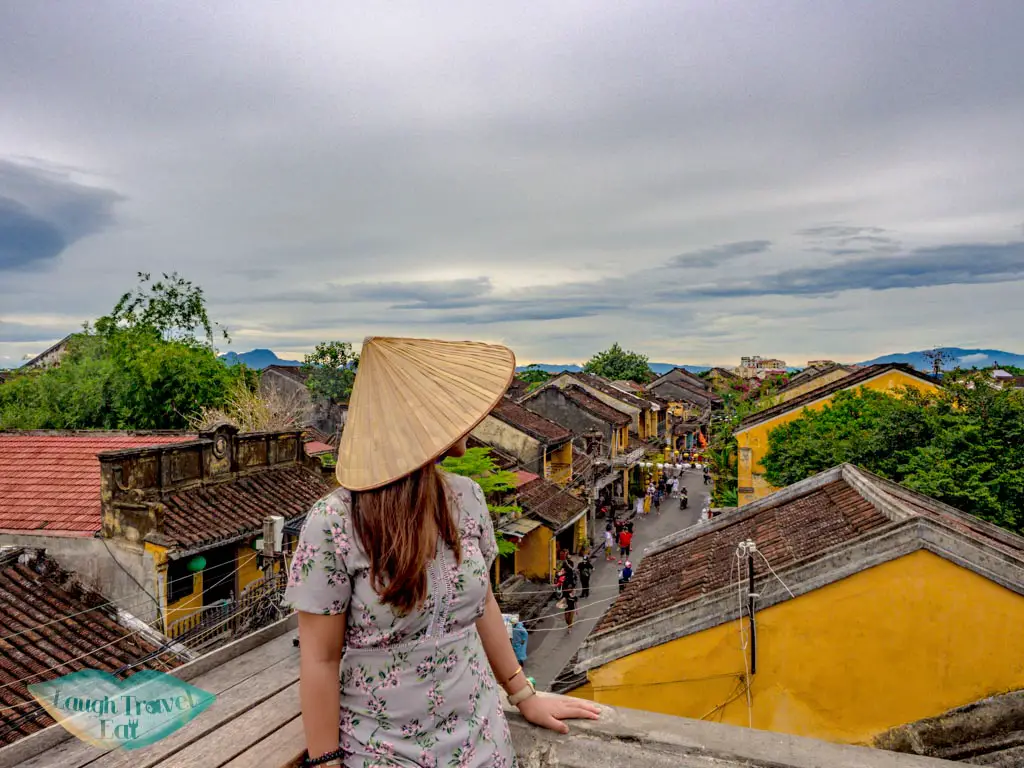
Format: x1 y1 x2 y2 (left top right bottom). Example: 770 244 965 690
186 555 206 573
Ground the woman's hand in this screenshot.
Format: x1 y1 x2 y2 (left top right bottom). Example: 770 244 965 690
516 692 601 734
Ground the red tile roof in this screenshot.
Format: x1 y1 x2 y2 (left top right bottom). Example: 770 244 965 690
490 399 572 445
303 441 334 456
0 434 194 535
515 470 540 486
518 477 588 531
0 548 181 745
597 479 891 633
161 466 329 549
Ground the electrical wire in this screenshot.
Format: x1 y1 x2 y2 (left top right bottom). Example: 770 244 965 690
736 544 753 728
755 550 796 599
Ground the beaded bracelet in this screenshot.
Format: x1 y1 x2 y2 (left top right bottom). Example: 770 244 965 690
303 746 344 766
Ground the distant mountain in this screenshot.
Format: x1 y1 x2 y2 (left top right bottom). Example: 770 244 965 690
220 349 302 369
516 362 713 375
856 348 1024 372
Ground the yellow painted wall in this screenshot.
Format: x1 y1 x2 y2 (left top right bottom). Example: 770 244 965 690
547 442 573 486
574 515 588 551
237 543 264 593
736 371 939 505
515 526 555 581
773 368 853 405
575 551 1024 745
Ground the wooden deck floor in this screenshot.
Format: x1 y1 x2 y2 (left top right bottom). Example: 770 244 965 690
2 622 306 768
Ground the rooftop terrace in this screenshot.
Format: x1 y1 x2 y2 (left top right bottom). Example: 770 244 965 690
0 616 961 768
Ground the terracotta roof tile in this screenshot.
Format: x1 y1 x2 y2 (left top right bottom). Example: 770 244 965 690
161 466 329 549
596 479 891 633
0 434 194 535
0 549 181 745
517 477 588 530
490 399 572 444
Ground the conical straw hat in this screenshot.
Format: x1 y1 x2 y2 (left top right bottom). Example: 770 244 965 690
336 337 516 491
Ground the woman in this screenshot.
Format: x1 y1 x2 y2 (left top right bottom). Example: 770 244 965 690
563 588 578 635
285 337 599 768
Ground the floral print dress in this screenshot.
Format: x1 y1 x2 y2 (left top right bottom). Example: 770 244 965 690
284 471 517 768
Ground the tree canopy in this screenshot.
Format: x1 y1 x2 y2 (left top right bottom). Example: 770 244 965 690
302 341 358 402
0 273 247 430
442 447 519 555
762 380 1024 533
583 342 652 384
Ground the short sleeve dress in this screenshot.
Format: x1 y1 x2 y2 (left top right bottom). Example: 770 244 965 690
283 471 517 768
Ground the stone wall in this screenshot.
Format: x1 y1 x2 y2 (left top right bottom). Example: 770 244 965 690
472 415 544 474
524 388 615 455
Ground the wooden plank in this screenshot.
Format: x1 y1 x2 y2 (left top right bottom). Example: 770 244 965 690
16 631 299 768
0 616 297 768
84 646 300 768
149 683 300 768
221 715 306 768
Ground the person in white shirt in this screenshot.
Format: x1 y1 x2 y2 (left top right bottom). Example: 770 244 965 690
670 477 680 497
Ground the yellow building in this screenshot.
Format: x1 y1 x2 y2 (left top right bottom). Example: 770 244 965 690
473 398 575 486
545 372 661 442
559 464 1024 747
99 425 330 638
767 363 857 406
735 364 939 505
496 471 590 585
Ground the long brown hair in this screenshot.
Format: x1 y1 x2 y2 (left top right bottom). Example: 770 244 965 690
350 463 462 613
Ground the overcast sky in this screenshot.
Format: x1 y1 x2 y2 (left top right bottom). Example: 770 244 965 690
2 1 1023 367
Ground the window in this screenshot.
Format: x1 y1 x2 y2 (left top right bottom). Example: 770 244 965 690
167 558 194 604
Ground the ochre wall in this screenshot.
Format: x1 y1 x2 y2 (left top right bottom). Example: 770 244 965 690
774 368 853 405
574 551 1024 745
237 544 264 593
516 526 555 581
547 442 573 486
736 371 939 505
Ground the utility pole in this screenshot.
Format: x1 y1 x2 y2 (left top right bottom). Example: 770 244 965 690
747 540 757 675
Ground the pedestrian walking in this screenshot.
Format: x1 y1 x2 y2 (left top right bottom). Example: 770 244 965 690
563 588 578 634
560 558 576 592
670 476 680 497
634 495 643 518
603 527 615 560
643 492 651 516
578 555 593 599
654 489 662 514
703 469 711 485
511 621 529 665
618 527 633 558
618 560 633 593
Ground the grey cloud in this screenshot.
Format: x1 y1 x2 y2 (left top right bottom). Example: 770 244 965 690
0 160 122 270
670 240 772 268
0 321 69 344
691 241 1024 298
349 277 493 309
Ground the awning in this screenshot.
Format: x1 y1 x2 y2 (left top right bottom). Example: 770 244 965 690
593 472 619 491
497 517 544 541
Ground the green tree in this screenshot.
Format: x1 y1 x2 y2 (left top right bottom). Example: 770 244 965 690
0 274 245 430
302 341 358 402
442 447 519 555
761 381 1024 533
583 343 652 384
518 365 551 393
94 271 228 345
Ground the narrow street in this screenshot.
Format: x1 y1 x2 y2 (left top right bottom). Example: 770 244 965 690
524 467 712 689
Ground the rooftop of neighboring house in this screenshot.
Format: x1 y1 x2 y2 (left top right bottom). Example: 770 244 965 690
517 475 588 532
781 362 854 390
574 463 1024 677
560 372 654 411
649 366 711 391
526 383 631 427
489 398 573 445
21 334 75 369
99 428 331 553
505 377 531 400
646 378 719 406
611 379 645 393
465 435 518 471
707 366 740 380
0 546 183 745
301 426 337 447
303 440 334 456
0 431 196 535
2 615 960 768
737 363 938 431
261 364 310 383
